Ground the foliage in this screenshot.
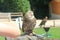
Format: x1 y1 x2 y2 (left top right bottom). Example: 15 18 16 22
29 0 52 19
0 0 52 17
0 0 31 15
19 0 31 15
0 0 19 12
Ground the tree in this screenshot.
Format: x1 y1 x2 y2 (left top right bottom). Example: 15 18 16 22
2 0 21 12
29 0 52 19
0 0 31 14
19 0 31 15
0 0 4 11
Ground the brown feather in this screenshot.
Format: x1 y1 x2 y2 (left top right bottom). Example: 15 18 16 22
22 11 36 34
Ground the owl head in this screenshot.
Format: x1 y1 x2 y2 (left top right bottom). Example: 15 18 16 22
25 11 35 20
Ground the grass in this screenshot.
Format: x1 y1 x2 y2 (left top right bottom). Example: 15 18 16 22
0 27 60 40
0 36 5 40
34 27 60 38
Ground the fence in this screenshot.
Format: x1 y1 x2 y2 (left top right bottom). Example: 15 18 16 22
35 20 60 28
15 19 60 28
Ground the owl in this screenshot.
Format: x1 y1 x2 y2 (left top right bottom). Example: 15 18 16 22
22 11 36 35
39 16 48 27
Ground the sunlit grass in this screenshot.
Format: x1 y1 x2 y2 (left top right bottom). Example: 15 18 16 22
0 36 5 40
34 27 60 38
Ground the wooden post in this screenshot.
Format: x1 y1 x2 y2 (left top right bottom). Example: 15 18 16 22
53 20 55 27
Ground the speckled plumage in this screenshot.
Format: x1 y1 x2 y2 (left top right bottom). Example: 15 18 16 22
22 11 36 35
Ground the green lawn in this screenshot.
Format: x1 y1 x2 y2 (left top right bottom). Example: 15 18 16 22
34 27 60 38
0 36 5 40
0 27 60 40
